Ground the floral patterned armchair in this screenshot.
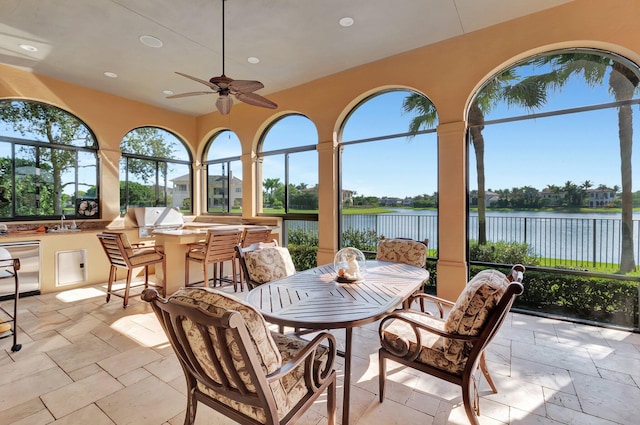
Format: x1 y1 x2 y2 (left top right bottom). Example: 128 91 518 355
142 287 337 425
378 265 525 425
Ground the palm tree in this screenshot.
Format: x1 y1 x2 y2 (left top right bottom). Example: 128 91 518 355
404 69 548 244
531 53 639 272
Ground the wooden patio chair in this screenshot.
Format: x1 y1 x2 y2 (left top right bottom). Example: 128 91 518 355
378 265 525 425
97 232 166 308
185 229 243 290
142 287 337 425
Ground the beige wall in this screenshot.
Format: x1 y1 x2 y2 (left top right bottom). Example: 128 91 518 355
1 0 638 299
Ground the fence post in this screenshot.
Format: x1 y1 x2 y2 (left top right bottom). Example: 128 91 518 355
592 218 597 268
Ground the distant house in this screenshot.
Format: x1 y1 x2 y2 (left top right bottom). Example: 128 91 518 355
540 188 565 206
587 188 617 207
341 189 354 206
469 191 500 207
379 197 403 207
171 172 242 210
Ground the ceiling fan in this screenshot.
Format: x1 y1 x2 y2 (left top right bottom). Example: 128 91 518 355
167 0 277 115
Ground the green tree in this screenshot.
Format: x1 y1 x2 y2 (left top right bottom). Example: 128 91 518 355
404 73 547 244
0 101 96 215
121 127 176 183
531 53 639 272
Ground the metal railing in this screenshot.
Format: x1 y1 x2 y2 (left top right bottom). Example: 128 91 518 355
286 213 640 271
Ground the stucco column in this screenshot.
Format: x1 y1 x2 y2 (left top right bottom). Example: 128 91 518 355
99 148 122 221
436 121 468 300
316 140 339 265
241 152 258 218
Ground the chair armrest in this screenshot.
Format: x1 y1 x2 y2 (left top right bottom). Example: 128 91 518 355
380 311 478 361
407 293 455 318
266 331 337 390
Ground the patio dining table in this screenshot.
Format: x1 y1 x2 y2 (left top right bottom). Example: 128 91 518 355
245 260 429 425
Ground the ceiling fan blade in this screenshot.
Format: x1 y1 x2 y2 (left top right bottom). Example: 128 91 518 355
175 72 220 90
236 92 278 109
229 79 264 93
167 91 215 99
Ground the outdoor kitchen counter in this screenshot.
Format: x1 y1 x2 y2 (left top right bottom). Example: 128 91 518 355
153 223 280 295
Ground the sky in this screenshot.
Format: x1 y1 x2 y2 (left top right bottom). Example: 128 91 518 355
3 53 640 201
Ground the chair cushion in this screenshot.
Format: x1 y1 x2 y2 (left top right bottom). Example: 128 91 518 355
443 269 509 363
168 287 282 391
376 238 427 268
380 312 465 375
198 331 330 424
245 246 296 284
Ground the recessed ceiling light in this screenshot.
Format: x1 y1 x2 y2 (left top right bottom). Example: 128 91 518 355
247 57 260 64
103 71 118 78
139 35 163 48
162 90 174 95
339 17 354 27
19 44 38 52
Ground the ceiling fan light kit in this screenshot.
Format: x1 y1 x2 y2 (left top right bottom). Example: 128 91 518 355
168 0 277 115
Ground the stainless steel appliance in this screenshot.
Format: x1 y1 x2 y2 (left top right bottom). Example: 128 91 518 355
0 241 40 299
130 207 184 238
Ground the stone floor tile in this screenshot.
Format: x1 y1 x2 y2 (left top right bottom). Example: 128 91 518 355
572 371 640 425
97 375 186 425
358 396 434 425
8 409 54 425
510 356 574 392
118 366 152 386
542 386 582 411
546 402 618 425
0 398 48 425
52 404 115 425
0 366 72 412
144 355 183 383
0 352 58 386
41 370 123 419
47 334 120 373
97 345 162 378
512 340 599 376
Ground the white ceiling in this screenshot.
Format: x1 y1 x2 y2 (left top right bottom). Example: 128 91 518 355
0 0 573 116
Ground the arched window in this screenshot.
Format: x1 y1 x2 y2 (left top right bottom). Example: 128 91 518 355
467 49 640 276
120 127 191 214
203 130 242 214
258 114 318 214
339 90 438 255
0 100 99 220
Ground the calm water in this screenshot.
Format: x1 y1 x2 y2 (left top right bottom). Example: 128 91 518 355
338 209 640 266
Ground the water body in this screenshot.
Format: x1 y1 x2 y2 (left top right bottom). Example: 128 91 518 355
340 208 637 266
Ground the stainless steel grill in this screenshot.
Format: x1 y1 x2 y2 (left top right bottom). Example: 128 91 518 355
130 207 184 238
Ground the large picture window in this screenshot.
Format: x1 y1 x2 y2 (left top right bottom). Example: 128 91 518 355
468 49 640 276
120 127 191 214
0 100 99 220
203 130 242 214
339 90 438 255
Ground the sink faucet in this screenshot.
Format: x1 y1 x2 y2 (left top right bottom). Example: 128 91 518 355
60 214 66 229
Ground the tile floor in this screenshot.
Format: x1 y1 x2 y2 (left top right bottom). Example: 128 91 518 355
1 280 639 425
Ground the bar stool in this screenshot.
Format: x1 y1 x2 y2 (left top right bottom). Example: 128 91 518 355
185 229 243 290
97 232 166 308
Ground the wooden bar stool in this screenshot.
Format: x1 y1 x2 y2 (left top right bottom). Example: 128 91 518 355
185 229 243 290
97 232 166 308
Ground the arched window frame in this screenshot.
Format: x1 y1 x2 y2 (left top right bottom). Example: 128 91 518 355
0 99 100 221
202 129 242 215
337 89 439 252
120 126 192 214
256 113 318 218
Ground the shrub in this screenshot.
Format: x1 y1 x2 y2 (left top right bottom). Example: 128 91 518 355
469 240 538 265
470 265 639 328
342 228 379 252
